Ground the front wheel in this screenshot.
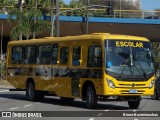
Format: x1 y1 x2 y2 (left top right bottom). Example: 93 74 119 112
86 86 97 109
128 100 140 109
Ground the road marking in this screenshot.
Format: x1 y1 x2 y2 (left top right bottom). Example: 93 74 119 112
104 110 109 111
97 113 103 116
23 104 32 107
0 90 9 92
133 110 137 112
9 107 19 110
116 103 120 105
89 118 95 120
36 102 40 104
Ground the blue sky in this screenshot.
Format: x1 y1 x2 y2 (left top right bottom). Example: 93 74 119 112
64 0 160 10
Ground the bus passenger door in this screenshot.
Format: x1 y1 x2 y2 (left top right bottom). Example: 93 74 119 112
71 46 82 97
57 46 71 97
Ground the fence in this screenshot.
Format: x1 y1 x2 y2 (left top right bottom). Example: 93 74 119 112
1 6 160 19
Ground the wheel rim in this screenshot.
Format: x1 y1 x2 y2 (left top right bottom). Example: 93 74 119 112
86 91 91 104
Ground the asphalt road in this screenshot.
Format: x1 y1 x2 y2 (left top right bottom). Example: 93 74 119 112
0 88 160 120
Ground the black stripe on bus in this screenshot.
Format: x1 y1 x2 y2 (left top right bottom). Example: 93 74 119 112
7 67 102 79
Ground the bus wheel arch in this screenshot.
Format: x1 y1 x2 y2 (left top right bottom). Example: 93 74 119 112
81 80 97 108
26 78 44 101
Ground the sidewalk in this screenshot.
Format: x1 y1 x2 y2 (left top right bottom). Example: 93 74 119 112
0 80 14 89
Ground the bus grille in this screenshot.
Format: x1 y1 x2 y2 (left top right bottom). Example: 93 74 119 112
120 90 145 94
118 84 146 88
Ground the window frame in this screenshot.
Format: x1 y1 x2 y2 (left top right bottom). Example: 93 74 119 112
87 45 102 68
24 45 37 64
38 44 53 64
72 46 81 66
51 44 59 65
11 46 24 64
59 47 69 65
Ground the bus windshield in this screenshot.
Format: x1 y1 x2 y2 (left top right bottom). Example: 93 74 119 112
105 40 154 81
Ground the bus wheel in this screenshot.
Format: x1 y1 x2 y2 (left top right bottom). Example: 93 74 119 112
86 86 97 109
151 90 158 100
60 97 75 101
128 100 140 109
26 82 44 101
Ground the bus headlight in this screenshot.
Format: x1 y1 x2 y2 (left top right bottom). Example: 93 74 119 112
107 79 115 89
149 80 154 89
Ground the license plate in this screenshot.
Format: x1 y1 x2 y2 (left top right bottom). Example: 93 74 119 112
129 90 137 93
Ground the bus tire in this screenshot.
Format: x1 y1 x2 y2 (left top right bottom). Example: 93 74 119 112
128 100 140 109
26 82 44 101
86 86 97 109
60 97 75 101
151 90 159 100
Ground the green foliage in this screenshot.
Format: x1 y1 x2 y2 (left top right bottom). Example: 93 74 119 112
8 8 50 40
154 9 160 17
151 42 160 75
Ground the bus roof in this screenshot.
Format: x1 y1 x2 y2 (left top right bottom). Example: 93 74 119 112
8 33 149 45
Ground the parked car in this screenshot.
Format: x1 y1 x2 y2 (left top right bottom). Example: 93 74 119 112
151 77 160 100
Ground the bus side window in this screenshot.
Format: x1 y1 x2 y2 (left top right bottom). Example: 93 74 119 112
52 44 58 64
38 44 52 64
60 47 69 64
24 45 37 64
11 46 23 64
72 46 81 66
87 46 102 67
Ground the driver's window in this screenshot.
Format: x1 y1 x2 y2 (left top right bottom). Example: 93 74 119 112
87 45 102 67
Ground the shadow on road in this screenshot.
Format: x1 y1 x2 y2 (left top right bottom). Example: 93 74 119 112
41 96 129 110
142 97 160 101
0 92 129 110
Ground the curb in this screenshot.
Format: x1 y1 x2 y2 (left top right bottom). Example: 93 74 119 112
0 85 14 89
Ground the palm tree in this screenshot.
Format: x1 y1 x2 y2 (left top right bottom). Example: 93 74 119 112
8 8 50 40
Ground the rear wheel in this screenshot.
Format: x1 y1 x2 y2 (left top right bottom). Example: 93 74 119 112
86 86 97 108
151 90 159 100
128 100 140 109
26 82 44 101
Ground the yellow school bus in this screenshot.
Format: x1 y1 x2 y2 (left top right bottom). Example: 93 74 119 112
6 33 155 109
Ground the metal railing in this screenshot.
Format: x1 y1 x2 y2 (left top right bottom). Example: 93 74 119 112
0 6 160 19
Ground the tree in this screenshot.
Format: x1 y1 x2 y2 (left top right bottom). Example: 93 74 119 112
67 0 85 16
151 42 160 76
154 9 160 17
8 8 50 40
79 0 140 10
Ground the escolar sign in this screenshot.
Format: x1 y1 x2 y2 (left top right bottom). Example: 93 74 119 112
116 41 143 48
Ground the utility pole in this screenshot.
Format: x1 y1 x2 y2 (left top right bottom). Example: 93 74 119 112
19 0 23 40
86 0 89 34
33 0 38 39
51 5 110 37
56 0 60 37
120 0 122 18
0 20 3 80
